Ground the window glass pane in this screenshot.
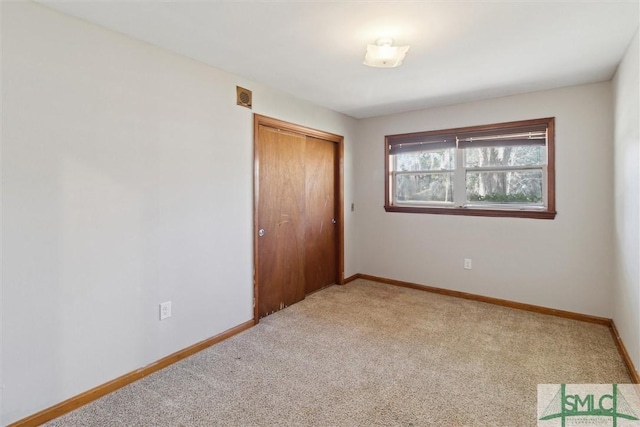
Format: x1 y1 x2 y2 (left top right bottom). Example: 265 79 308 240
466 170 543 204
395 148 455 172
396 173 454 203
464 145 543 168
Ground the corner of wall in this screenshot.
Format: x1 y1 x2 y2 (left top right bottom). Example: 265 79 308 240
612 27 640 377
1 0 5 422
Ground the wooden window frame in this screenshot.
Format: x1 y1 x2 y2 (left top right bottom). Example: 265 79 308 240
384 117 556 219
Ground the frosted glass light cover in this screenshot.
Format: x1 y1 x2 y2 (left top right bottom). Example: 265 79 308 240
364 43 410 68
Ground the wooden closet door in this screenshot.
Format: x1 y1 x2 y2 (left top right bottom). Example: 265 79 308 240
304 137 337 294
256 125 306 317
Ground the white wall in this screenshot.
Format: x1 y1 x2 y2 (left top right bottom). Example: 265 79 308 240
0 1 4 423
1 1 634 424
612 30 640 376
356 82 614 317
0 2 357 424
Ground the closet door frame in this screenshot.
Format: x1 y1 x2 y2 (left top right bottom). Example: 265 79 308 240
253 114 344 324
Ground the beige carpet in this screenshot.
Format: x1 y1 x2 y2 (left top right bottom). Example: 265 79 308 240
45 279 631 426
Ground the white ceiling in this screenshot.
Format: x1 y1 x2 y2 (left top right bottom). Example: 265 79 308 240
40 1 639 119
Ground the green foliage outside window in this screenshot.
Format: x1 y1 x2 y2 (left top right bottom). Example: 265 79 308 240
467 192 542 204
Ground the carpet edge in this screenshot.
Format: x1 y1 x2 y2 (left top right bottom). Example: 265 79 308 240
8 319 255 427
610 320 640 384
357 273 640 384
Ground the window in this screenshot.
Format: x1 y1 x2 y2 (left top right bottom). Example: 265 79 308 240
384 117 556 219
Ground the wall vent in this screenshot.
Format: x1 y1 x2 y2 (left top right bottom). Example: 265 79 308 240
236 86 252 109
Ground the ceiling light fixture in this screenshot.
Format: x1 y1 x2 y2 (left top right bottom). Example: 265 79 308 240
363 37 410 68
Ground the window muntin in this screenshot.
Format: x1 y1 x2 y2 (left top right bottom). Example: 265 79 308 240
463 144 546 207
384 118 556 219
394 147 455 204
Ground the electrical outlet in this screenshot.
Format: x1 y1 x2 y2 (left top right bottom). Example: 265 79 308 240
464 258 472 270
160 301 172 320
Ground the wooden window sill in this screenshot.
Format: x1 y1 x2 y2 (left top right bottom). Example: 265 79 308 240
384 205 557 219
